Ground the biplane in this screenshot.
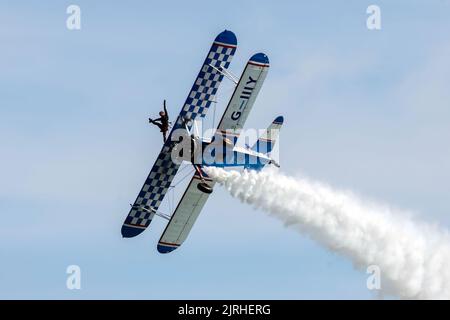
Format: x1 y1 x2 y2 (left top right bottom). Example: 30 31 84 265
121 30 283 253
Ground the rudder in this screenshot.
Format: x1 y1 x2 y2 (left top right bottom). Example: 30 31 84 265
251 116 284 154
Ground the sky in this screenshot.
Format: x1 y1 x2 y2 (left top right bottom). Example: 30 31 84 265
1 0 450 299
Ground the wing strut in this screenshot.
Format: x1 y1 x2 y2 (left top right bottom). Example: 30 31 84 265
130 204 171 221
208 63 238 84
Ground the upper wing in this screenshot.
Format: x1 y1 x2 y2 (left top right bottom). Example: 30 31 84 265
172 30 237 132
157 173 215 253
121 30 237 238
216 53 269 132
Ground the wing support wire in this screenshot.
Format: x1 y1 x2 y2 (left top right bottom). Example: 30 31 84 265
208 63 238 84
130 204 171 221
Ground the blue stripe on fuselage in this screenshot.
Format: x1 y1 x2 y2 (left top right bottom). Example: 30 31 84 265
198 140 268 169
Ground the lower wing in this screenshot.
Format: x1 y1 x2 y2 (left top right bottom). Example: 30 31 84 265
157 173 215 253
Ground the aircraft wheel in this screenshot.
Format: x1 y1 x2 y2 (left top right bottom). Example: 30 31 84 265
197 182 213 194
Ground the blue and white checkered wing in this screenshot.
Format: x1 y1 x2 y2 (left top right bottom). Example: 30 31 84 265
175 30 237 127
121 30 237 238
121 149 179 238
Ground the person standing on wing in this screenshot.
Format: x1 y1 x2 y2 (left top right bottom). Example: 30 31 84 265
149 100 170 142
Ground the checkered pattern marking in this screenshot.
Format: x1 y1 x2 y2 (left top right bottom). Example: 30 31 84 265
122 41 236 235
179 43 236 121
123 147 179 229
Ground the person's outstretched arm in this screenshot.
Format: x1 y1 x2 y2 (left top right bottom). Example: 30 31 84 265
163 100 168 119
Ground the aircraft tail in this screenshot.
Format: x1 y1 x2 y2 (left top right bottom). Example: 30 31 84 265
251 116 283 154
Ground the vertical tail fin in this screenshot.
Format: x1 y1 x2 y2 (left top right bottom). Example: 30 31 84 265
251 116 284 154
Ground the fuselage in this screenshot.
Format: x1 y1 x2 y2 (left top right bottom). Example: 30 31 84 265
196 138 270 171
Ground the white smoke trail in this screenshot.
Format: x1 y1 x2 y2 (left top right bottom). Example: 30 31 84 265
205 167 450 299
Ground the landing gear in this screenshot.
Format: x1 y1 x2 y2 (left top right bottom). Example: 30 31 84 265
178 117 214 194
192 164 213 194
197 182 213 194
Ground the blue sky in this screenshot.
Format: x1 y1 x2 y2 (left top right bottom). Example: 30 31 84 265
1 0 450 299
